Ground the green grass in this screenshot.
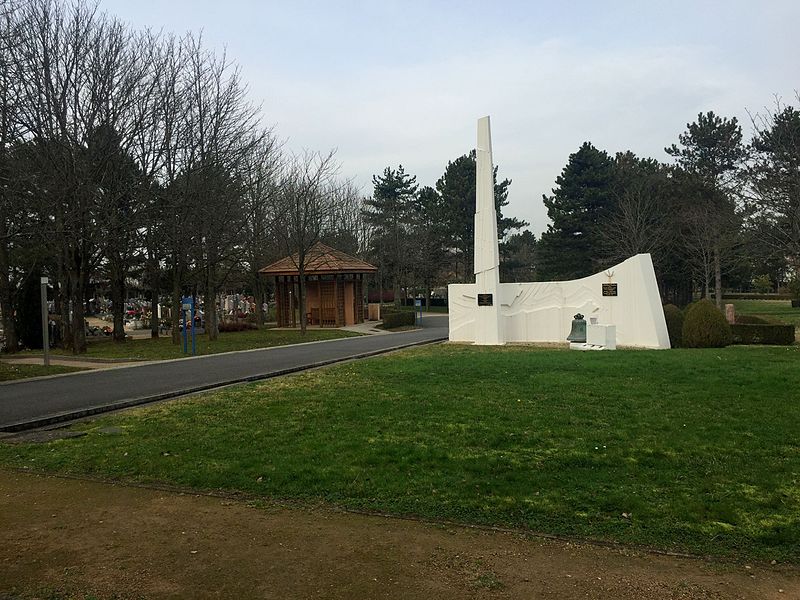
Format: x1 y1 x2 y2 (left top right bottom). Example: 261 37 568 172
731 299 800 327
0 362 85 382
2 344 799 562
38 328 361 361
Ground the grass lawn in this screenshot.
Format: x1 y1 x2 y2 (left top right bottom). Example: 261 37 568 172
0 362 85 382
1 344 798 561
731 299 800 328
39 328 361 361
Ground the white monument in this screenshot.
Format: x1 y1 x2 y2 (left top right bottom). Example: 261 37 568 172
473 116 503 345
448 116 671 350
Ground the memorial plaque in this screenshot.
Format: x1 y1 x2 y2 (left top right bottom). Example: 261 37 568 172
477 293 493 306
602 283 618 297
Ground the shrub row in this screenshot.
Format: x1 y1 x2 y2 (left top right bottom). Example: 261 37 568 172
662 304 684 348
730 324 796 345
400 298 448 307
721 293 793 300
734 315 770 325
664 301 796 348
218 321 258 332
381 310 415 329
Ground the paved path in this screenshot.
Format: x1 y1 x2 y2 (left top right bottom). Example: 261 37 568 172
0 316 448 432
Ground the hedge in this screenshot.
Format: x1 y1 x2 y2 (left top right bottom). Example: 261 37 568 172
734 315 770 325
381 311 416 329
401 297 448 307
721 293 792 300
218 321 258 332
730 324 796 345
662 304 684 348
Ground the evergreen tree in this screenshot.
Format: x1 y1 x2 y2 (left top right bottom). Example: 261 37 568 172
748 101 800 271
364 165 418 305
436 150 524 281
537 142 614 280
408 185 447 304
666 111 746 306
500 230 537 282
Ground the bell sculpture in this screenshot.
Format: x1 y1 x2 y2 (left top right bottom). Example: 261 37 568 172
566 313 587 344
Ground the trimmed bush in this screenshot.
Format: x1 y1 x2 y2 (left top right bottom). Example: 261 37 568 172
381 310 415 329
218 321 258 333
735 315 770 325
662 304 684 348
722 293 792 300
681 299 732 348
731 324 795 345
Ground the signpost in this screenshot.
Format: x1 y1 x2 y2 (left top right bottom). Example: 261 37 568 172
414 297 423 323
40 277 49 367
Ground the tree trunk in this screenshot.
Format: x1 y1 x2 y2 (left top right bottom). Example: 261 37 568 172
714 245 722 309
393 280 401 308
0 227 18 353
69 266 87 355
171 272 181 344
206 265 219 341
207 291 219 341
150 258 160 339
254 272 266 327
110 265 126 343
58 253 73 350
298 270 307 335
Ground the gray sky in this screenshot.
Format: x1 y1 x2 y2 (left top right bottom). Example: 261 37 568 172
101 0 798 235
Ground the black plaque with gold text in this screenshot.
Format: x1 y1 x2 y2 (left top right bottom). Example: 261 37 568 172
602 283 618 297
477 293 493 306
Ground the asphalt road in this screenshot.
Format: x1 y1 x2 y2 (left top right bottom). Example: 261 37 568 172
0 316 448 432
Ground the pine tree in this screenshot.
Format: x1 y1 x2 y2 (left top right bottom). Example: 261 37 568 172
665 111 745 306
408 185 447 304
537 142 614 280
436 150 524 281
364 165 418 305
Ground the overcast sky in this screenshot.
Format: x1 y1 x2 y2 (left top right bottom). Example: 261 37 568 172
101 0 798 235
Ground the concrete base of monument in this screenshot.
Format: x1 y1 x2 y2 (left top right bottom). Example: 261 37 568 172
569 342 615 351
448 254 670 349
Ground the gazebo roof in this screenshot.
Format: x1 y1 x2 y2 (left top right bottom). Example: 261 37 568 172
259 242 377 277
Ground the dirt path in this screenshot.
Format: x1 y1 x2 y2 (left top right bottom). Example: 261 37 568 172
1 469 797 600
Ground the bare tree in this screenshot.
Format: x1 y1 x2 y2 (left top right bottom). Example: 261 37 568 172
745 93 800 273
597 177 674 265
179 35 264 340
268 150 339 334
11 0 110 353
240 130 283 325
0 0 25 351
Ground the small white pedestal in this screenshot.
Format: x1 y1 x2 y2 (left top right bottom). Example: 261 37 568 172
587 324 616 350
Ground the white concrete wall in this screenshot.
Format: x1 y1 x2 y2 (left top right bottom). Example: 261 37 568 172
448 254 670 349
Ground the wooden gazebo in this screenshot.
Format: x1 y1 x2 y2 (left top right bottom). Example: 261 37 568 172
260 243 377 328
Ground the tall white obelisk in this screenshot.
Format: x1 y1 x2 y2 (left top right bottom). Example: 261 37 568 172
473 116 504 345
